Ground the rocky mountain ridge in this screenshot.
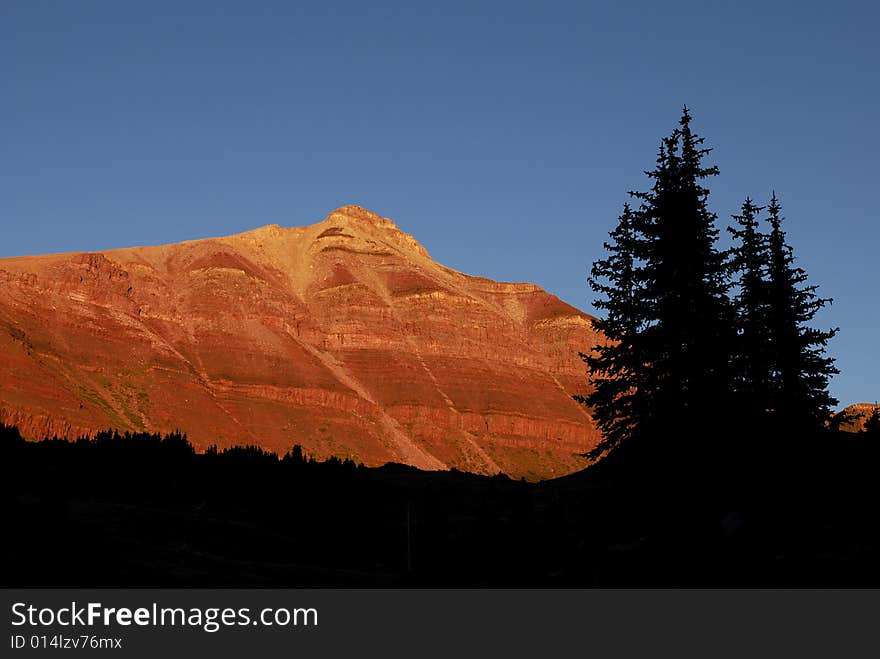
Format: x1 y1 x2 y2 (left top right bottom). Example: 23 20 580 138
0 205 603 479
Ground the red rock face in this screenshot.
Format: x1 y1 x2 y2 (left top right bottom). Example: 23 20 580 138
836 403 879 432
0 206 603 479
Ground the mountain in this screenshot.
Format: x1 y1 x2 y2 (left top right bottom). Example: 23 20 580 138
0 205 603 480
835 403 879 432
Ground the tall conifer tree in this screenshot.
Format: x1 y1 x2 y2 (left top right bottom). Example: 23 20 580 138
579 108 736 457
728 197 772 421
578 203 646 455
765 192 838 430
630 108 734 439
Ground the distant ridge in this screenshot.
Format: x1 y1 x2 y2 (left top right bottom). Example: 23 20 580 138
836 403 879 432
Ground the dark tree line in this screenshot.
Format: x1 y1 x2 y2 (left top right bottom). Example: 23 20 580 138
578 108 838 458
0 423 573 587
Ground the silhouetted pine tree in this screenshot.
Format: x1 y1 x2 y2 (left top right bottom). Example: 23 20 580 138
577 203 647 455
579 107 736 457
727 197 772 422
631 107 735 440
765 193 839 430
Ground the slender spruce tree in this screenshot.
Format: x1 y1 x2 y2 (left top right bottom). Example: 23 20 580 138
727 197 772 422
765 192 839 430
577 203 647 456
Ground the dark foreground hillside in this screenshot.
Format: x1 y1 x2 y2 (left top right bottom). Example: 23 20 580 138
2 423 879 587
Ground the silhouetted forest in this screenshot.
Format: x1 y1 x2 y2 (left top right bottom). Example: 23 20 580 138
3 422 879 587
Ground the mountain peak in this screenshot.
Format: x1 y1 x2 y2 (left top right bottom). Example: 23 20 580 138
326 205 395 226
317 205 431 259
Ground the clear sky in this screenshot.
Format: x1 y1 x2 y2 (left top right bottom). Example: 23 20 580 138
2 1 877 407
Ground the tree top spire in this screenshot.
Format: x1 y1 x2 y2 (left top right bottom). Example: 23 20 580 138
680 105 692 127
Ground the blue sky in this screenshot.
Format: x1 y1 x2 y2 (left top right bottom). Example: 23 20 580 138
1 1 877 406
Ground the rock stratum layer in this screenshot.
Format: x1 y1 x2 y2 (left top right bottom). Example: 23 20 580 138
0 206 602 479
